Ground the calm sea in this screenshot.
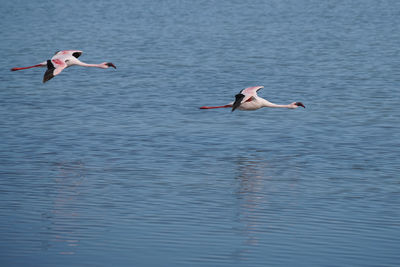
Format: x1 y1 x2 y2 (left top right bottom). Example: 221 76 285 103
1 0 399 266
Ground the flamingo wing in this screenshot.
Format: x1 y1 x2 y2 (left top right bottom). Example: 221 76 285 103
241 86 264 98
43 59 67 83
54 50 83 59
232 86 264 111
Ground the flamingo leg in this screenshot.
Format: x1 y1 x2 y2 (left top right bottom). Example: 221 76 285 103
11 64 45 71
200 104 232 109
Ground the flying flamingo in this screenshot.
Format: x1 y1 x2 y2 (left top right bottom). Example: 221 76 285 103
11 50 116 83
200 86 305 111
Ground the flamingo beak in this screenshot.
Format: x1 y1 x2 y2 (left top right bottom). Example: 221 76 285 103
295 102 305 108
106 62 116 69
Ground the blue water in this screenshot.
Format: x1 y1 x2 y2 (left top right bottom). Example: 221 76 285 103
1 0 399 266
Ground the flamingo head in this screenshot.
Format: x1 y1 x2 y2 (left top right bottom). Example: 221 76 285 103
289 102 305 109
101 62 116 69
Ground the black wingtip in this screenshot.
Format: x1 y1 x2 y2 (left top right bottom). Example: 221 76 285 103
232 93 245 112
72 52 82 58
43 60 55 83
43 70 54 83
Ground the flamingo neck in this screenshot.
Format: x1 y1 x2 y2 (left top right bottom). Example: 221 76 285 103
266 104 292 108
75 61 104 68
261 99 291 108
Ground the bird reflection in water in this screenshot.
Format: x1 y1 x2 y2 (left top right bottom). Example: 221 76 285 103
40 161 86 255
235 158 269 246
233 156 299 260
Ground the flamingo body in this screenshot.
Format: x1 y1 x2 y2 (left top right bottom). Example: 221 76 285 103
200 86 305 111
11 50 116 83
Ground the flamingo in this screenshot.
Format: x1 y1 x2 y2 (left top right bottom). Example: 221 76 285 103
11 50 116 83
200 86 305 111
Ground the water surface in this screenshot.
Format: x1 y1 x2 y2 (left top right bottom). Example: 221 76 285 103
1 0 399 266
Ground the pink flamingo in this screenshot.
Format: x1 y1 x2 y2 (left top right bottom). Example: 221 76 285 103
200 86 305 111
11 50 116 83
